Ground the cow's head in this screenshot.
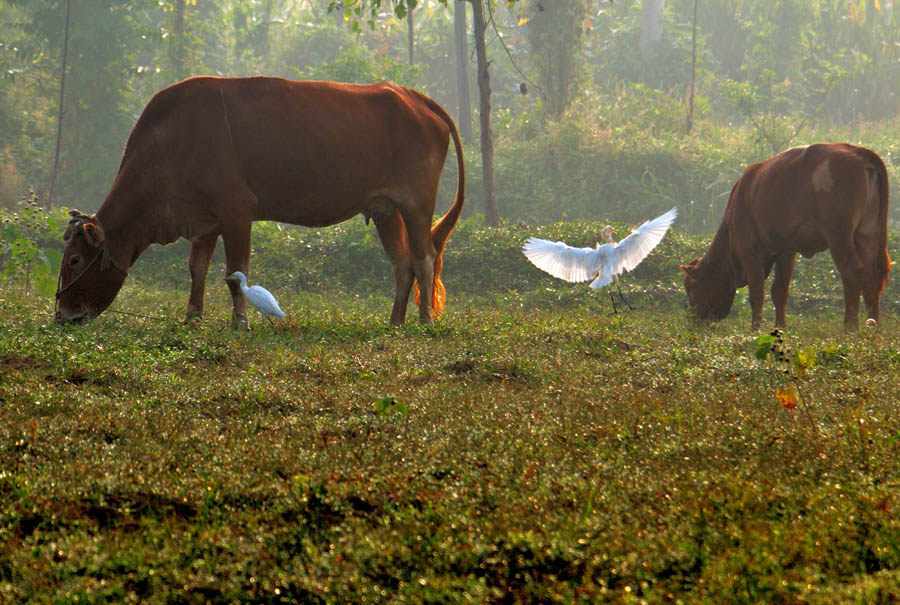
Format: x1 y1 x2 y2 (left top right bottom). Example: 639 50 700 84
681 258 736 321
55 210 128 323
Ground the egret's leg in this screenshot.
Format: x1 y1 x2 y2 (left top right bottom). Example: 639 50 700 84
615 278 634 310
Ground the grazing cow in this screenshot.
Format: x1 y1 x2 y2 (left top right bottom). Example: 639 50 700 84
55 76 464 328
682 143 889 330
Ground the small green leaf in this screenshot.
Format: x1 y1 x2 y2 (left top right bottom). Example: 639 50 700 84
393 400 409 418
374 396 393 416
753 334 776 360
792 347 816 379
374 396 408 420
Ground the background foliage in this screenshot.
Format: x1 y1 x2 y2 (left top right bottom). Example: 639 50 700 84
4 0 900 231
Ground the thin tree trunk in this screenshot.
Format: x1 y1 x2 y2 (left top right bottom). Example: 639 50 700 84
454 0 473 140
686 0 698 133
469 0 499 226
407 2 414 65
174 0 186 80
640 0 665 61
48 0 71 207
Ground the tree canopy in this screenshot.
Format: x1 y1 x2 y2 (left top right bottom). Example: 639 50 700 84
2 0 900 231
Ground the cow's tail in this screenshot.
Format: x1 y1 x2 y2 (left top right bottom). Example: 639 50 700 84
864 149 891 292
413 94 465 319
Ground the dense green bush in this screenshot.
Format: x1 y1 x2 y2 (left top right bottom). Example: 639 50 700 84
118 209 900 323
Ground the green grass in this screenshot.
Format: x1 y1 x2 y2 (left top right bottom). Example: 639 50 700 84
4 225 900 602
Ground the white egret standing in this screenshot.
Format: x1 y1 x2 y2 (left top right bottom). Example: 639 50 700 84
522 208 677 312
224 271 286 325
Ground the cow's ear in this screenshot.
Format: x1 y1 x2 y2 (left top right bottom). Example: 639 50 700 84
82 222 105 248
681 258 702 275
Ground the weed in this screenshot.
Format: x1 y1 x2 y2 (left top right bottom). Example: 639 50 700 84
0 188 62 297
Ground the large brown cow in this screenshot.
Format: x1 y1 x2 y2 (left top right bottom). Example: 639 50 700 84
682 143 890 330
55 76 464 327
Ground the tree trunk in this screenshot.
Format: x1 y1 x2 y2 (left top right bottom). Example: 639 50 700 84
454 0 473 140
640 0 665 61
686 0 698 133
469 0 499 227
173 0 186 80
48 0 72 207
407 1 414 65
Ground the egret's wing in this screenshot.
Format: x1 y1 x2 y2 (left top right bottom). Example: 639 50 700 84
248 285 286 318
610 207 677 274
522 237 599 283
268 297 286 318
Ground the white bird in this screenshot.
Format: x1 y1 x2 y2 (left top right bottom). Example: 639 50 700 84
224 271 286 324
522 207 677 312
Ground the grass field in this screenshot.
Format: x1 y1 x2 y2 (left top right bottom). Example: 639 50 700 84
4 225 900 602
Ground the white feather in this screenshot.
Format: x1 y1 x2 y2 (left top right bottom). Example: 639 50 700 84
522 208 677 291
225 271 286 320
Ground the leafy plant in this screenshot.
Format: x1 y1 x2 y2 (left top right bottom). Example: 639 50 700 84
753 329 816 380
0 188 61 298
753 328 823 440
374 395 409 420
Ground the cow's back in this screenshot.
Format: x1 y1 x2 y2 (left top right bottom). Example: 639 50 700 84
120 76 452 228
729 143 878 257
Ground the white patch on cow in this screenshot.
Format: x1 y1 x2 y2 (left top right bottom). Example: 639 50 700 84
811 160 835 192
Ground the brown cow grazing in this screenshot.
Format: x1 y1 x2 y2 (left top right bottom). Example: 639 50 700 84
55 76 464 328
682 143 890 331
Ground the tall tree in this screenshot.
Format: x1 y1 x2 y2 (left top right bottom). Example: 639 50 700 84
523 0 589 119
48 0 71 206
171 0 187 81
453 0 473 139
640 0 665 62
407 0 415 64
686 0 698 133
468 0 498 225
21 0 144 208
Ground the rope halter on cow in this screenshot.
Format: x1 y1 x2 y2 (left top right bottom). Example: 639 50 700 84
55 210 129 304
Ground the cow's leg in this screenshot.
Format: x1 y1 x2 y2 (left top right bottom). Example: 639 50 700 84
828 238 864 331
400 209 437 324
856 236 885 326
221 219 253 330
746 261 767 331
183 233 219 323
860 259 882 325
771 251 796 329
375 211 414 326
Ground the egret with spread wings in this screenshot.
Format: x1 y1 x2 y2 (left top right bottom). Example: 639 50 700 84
522 208 677 311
